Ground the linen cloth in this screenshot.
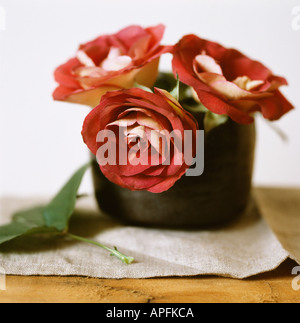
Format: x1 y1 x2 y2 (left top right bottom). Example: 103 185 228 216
0 187 299 279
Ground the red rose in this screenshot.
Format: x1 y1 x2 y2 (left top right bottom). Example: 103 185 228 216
53 25 170 107
172 35 294 124
82 88 199 193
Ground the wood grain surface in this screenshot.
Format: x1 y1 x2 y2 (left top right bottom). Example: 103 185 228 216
0 258 299 303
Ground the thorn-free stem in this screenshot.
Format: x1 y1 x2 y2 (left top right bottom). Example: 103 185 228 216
67 233 134 264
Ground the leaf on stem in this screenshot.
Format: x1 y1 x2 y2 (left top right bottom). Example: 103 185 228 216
0 162 134 264
0 162 91 245
0 206 58 245
43 162 91 231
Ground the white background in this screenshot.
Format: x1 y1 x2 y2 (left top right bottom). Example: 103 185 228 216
0 0 299 197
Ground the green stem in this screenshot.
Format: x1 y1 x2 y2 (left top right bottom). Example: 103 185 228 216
67 233 134 264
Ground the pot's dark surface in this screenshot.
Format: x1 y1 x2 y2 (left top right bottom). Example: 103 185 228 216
92 117 256 228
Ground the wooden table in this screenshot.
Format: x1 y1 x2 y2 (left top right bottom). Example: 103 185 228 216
0 187 300 303
0 258 298 303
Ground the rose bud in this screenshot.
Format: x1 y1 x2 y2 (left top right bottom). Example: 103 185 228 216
82 88 199 193
53 25 170 107
172 35 294 124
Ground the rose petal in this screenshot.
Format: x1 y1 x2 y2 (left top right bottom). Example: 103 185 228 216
101 47 132 71
259 75 288 92
220 49 272 82
64 86 121 107
119 105 173 133
76 50 96 67
112 171 166 190
232 100 260 113
78 38 111 66
197 73 273 101
134 58 161 88
143 165 166 176
82 102 106 155
106 116 137 129
233 76 264 91
127 125 146 140
193 90 254 124
129 35 152 59
194 54 223 74
74 66 107 79
54 58 81 89
127 98 185 134
147 166 188 193
258 90 294 120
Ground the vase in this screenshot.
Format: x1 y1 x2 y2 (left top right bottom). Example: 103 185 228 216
91 115 256 228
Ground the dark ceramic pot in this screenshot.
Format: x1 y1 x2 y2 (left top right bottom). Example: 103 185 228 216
92 116 255 228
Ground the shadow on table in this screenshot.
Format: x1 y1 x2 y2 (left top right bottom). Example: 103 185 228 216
0 205 122 254
0 195 261 257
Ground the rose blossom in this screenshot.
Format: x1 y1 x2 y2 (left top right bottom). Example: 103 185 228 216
172 35 294 124
53 25 170 107
81 88 199 193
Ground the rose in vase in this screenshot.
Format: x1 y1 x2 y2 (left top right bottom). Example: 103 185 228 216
172 34 294 124
53 24 170 107
82 88 199 193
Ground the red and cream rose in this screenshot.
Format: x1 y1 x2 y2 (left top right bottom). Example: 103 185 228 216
172 35 294 124
53 25 170 107
81 88 199 193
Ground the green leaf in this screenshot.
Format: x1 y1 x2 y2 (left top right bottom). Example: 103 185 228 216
0 161 135 264
133 82 153 93
169 74 180 101
204 111 229 132
0 162 91 246
43 162 91 231
153 72 177 92
180 87 209 113
0 206 58 245
13 206 46 226
0 223 39 245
